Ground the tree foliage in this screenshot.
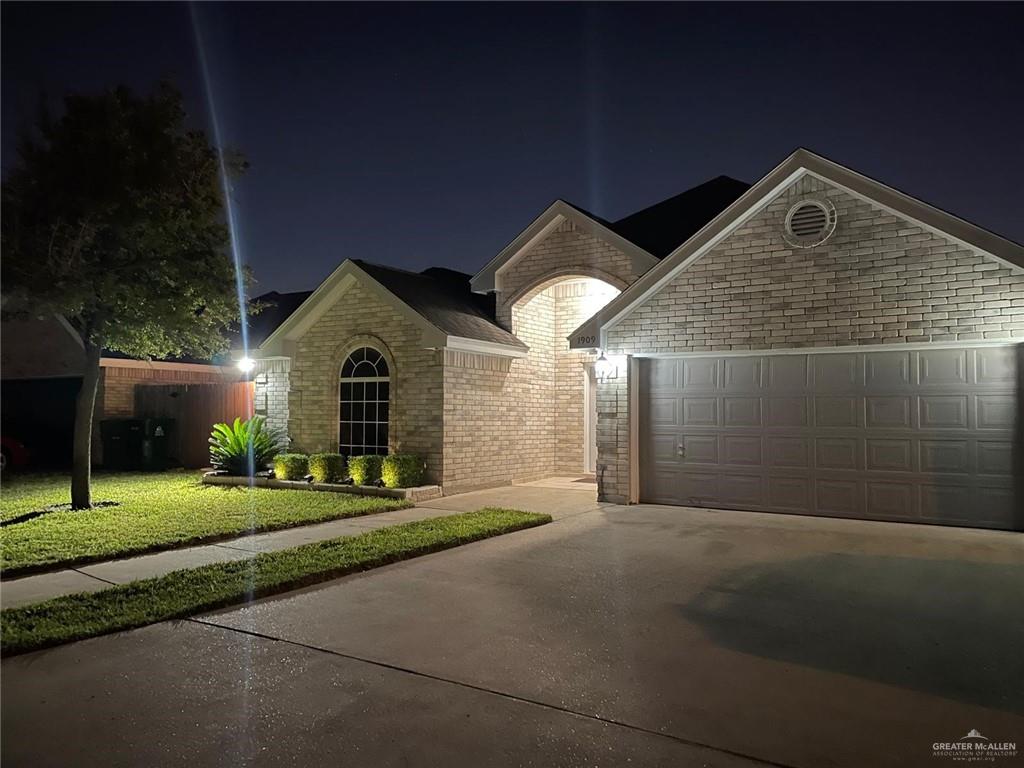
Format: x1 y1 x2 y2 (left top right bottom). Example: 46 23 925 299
2 82 249 359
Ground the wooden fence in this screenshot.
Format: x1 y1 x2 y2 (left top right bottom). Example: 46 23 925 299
135 382 255 468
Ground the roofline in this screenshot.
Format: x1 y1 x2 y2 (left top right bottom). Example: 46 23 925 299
470 200 658 293
568 147 1024 349
254 259 529 359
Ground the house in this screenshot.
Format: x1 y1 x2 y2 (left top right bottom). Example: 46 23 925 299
1 314 246 467
245 148 1024 530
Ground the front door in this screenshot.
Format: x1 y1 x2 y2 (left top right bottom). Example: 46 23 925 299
584 365 598 474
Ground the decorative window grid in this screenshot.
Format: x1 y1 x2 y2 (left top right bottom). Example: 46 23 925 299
339 347 390 457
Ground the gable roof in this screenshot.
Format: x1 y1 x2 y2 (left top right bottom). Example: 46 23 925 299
569 147 1024 349
352 261 525 349
609 176 750 258
470 200 660 294
246 290 313 349
255 259 527 359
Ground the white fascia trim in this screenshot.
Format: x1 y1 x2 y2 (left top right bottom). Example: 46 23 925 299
444 336 530 358
472 200 658 294
803 169 1024 275
628 339 1019 359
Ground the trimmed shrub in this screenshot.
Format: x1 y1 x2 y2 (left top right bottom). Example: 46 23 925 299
382 454 425 489
209 416 286 476
273 453 309 481
309 453 346 484
347 454 384 486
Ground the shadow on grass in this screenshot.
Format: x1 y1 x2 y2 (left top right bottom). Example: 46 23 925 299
0 501 120 528
681 553 1024 713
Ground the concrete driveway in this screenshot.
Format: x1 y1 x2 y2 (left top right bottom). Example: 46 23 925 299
3 482 1023 767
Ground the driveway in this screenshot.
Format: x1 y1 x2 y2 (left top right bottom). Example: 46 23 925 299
3 483 1023 767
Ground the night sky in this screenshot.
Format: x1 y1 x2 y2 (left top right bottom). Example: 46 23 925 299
3 2 1023 295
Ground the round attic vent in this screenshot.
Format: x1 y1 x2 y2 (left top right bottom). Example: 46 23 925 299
784 199 836 247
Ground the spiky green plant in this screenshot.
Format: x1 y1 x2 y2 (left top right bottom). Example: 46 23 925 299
208 417 286 476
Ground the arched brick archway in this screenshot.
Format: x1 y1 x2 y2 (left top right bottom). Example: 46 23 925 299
509 273 621 476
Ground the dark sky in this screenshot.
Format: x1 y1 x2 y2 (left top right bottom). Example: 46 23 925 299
4 2 1023 294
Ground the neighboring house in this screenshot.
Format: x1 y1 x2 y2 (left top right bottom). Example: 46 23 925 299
1 314 243 467
245 148 1024 530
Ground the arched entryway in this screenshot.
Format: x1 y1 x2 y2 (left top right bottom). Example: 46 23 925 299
510 274 620 476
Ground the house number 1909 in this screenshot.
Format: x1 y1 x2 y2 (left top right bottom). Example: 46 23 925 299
576 335 597 346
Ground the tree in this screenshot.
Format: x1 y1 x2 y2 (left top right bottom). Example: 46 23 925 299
2 83 250 508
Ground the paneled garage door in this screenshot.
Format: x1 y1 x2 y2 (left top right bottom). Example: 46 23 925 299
638 346 1020 529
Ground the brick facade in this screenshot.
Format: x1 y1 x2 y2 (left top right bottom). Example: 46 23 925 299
606 175 1024 354
598 174 1024 503
283 281 444 483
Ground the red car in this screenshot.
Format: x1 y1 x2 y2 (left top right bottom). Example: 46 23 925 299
0 434 31 472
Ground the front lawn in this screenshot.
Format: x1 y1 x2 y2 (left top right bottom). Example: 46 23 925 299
0 471 411 576
1 508 550 655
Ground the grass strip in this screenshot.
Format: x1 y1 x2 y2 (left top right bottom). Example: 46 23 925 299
1 508 550 655
1 472 412 576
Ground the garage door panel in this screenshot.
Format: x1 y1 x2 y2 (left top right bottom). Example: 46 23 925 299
722 435 762 466
920 396 968 429
920 440 970 474
767 355 809 392
724 357 762 391
865 482 916 519
648 358 680 390
815 396 861 427
767 437 810 467
768 476 811 511
639 346 1018 529
920 484 971 521
681 358 719 390
866 396 912 429
919 349 969 386
816 479 862 515
976 441 1013 475
814 353 862 390
718 474 764 506
866 352 913 390
649 397 680 427
976 395 1015 430
865 439 914 472
724 397 762 427
766 397 808 427
816 438 860 470
683 398 719 426
681 435 718 465
976 347 1017 385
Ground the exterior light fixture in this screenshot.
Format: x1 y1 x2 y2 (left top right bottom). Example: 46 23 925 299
595 351 618 383
237 357 256 373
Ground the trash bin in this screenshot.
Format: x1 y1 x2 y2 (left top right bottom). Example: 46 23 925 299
100 419 145 470
140 418 175 470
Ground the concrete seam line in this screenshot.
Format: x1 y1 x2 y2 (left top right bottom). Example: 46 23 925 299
189 617 792 768
69 568 118 587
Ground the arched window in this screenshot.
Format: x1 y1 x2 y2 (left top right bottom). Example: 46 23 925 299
339 346 390 457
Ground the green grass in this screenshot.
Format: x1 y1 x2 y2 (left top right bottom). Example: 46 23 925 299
1 508 550 655
0 471 411 576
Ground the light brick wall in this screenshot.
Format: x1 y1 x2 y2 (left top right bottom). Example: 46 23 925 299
599 174 1024 503
287 282 444 483
253 359 291 436
596 368 630 503
495 219 636 329
442 224 633 493
606 175 1024 354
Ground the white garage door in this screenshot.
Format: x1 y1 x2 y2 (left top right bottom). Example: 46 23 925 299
638 346 1020 530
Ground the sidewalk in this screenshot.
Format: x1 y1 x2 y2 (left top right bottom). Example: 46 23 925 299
0 506 446 609
1 477 603 610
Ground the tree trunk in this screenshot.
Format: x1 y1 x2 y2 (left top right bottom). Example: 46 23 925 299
71 341 103 509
